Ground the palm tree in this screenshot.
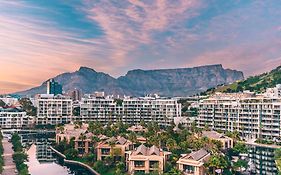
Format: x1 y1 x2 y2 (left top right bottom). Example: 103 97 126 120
166 138 177 151
164 168 182 175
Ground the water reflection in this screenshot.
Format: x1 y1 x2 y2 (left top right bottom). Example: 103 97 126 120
20 133 92 175
26 144 71 175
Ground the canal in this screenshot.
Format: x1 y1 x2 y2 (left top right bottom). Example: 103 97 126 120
3 130 279 175
20 132 93 175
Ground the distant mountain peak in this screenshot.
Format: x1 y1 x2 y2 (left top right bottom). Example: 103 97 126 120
78 66 97 73
14 64 244 97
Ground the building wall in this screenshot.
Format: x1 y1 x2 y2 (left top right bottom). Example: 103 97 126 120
0 111 26 128
36 95 73 125
80 97 181 126
198 96 281 141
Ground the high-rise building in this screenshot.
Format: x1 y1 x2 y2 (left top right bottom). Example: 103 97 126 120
47 79 62 95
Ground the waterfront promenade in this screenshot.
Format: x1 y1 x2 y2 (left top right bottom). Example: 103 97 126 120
2 138 16 175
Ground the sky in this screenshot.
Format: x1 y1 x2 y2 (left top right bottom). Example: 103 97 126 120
0 0 281 94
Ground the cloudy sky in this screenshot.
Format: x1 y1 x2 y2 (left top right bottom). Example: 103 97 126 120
0 0 281 93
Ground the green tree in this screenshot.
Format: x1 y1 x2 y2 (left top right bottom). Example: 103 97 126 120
0 100 5 107
164 167 182 175
206 154 229 175
115 161 126 175
233 159 248 171
232 142 248 155
18 98 37 116
93 160 107 174
64 148 78 160
166 138 177 151
275 148 281 160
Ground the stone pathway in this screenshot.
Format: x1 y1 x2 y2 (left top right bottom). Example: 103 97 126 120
1 138 16 175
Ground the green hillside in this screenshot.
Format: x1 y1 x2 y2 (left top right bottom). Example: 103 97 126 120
203 65 281 95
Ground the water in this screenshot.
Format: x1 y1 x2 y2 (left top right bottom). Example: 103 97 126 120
20 132 92 175
5 130 279 175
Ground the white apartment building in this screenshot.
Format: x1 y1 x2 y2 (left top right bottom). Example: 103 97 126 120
36 94 73 125
0 107 29 128
197 85 281 141
0 96 19 106
79 95 181 126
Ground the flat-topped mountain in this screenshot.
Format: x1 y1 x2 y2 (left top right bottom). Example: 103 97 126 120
15 64 244 97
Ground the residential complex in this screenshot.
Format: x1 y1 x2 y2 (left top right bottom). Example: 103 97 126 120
126 144 171 174
200 131 233 149
0 107 33 128
197 85 281 141
36 94 73 125
177 149 210 175
96 136 134 161
79 95 181 126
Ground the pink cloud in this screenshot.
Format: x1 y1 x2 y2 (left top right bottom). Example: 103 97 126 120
83 0 201 66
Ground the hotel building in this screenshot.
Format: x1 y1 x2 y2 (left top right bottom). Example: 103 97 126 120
126 144 171 174
197 85 281 141
177 149 210 175
80 95 181 126
36 94 73 125
0 107 29 128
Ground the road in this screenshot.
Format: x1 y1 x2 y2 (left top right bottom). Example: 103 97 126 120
2 138 17 175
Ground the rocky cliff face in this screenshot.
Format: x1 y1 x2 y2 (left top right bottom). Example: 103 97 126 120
16 64 244 97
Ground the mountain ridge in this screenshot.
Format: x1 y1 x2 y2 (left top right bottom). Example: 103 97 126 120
15 64 244 97
202 65 281 95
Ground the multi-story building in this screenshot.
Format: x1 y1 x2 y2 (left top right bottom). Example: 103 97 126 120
80 95 181 126
177 149 210 175
248 145 278 175
36 94 73 125
126 144 171 174
96 136 134 161
0 107 29 128
200 131 233 149
67 89 82 101
47 79 62 95
197 85 281 141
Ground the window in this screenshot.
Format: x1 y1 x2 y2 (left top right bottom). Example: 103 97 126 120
183 165 195 173
149 161 159 169
134 161 145 167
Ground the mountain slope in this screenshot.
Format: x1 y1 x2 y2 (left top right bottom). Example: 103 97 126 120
15 64 244 97
118 64 244 96
203 65 281 94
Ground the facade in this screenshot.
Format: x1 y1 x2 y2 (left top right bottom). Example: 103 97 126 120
197 85 281 141
0 107 29 128
56 123 92 155
67 89 82 101
248 145 278 175
126 144 171 174
47 79 62 95
96 136 134 161
80 96 181 126
177 149 210 175
127 125 148 133
200 131 233 149
0 96 19 106
36 94 73 125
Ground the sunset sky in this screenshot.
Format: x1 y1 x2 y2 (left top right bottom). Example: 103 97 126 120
0 0 281 94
